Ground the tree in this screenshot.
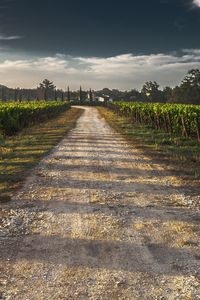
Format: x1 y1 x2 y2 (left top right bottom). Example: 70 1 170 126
79 86 83 104
163 86 173 103
89 88 93 102
14 88 18 102
177 69 200 104
27 91 31 101
1 86 6 102
19 90 22 102
123 89 142 102
141 81 163 102
67 86 70 101
54 89 57 101
181 69 200 87
39 79 55 101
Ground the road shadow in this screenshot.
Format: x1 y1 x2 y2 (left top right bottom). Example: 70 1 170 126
51 155 151 164
20 199 200 224
1 235 198 277
42 162 171 178
41 176 188 196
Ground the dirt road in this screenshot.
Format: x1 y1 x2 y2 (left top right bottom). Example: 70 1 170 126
0 107 200 299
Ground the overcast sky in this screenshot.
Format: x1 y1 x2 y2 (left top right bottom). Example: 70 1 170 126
0 0 200 90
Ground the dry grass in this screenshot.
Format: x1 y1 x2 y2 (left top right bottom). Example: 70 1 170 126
98 107 200 184
133 220 198 248
0 107 83 202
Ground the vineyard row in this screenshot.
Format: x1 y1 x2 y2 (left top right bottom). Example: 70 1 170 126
0 101 71 136
108 102 200 141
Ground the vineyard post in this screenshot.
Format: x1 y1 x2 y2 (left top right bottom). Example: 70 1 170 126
163 115 169 133
167 112 173 134
196 117 200 142
181 116 189 138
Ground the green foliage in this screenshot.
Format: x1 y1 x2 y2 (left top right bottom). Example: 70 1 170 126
0 134 4 146
0 107 82 198
181 69 200 87
89 88 93 102
67 86 70 101
109 101 200 141
79 86 83 104
0 101 71 136
39 79 56 101
70 99 104 106
170 69 200 104
141 81 166 103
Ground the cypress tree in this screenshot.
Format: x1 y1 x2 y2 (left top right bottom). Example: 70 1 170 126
14 88 18 102
54 89 57 101
19 90 22 102
89 88 93 103
79 86 83 104
27 91 30 101
1 87 5 102
67 86 70 101
39 79 55 101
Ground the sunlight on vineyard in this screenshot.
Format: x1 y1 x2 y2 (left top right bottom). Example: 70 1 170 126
109 102 200 141
0 101 70 136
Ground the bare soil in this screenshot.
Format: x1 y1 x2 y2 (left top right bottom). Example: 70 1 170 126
0 107 200 299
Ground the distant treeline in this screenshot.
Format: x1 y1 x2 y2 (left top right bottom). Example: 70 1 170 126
0 69 200 104
96 69 200 105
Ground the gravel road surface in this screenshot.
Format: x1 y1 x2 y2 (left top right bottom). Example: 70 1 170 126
0 107 200 299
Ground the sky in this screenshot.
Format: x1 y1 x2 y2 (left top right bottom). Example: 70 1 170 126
0 0 200 90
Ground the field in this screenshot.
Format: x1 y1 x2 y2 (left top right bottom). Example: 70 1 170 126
0 101 71 136
108 101 200 141
99 104 200 179
0 103 200 299
0 105 83 201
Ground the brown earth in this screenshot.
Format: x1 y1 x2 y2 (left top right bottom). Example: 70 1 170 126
0 107 200 299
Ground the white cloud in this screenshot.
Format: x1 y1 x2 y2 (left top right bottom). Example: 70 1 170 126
0 56 70 72
192 0 200 7
0 50 199 90
0 34 22 40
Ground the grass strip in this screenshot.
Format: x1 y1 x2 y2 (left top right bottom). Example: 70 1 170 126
0 107 83 202
98 107 200 183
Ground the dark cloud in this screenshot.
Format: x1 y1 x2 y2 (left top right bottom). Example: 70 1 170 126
0 0 200 88
0 0 199 57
